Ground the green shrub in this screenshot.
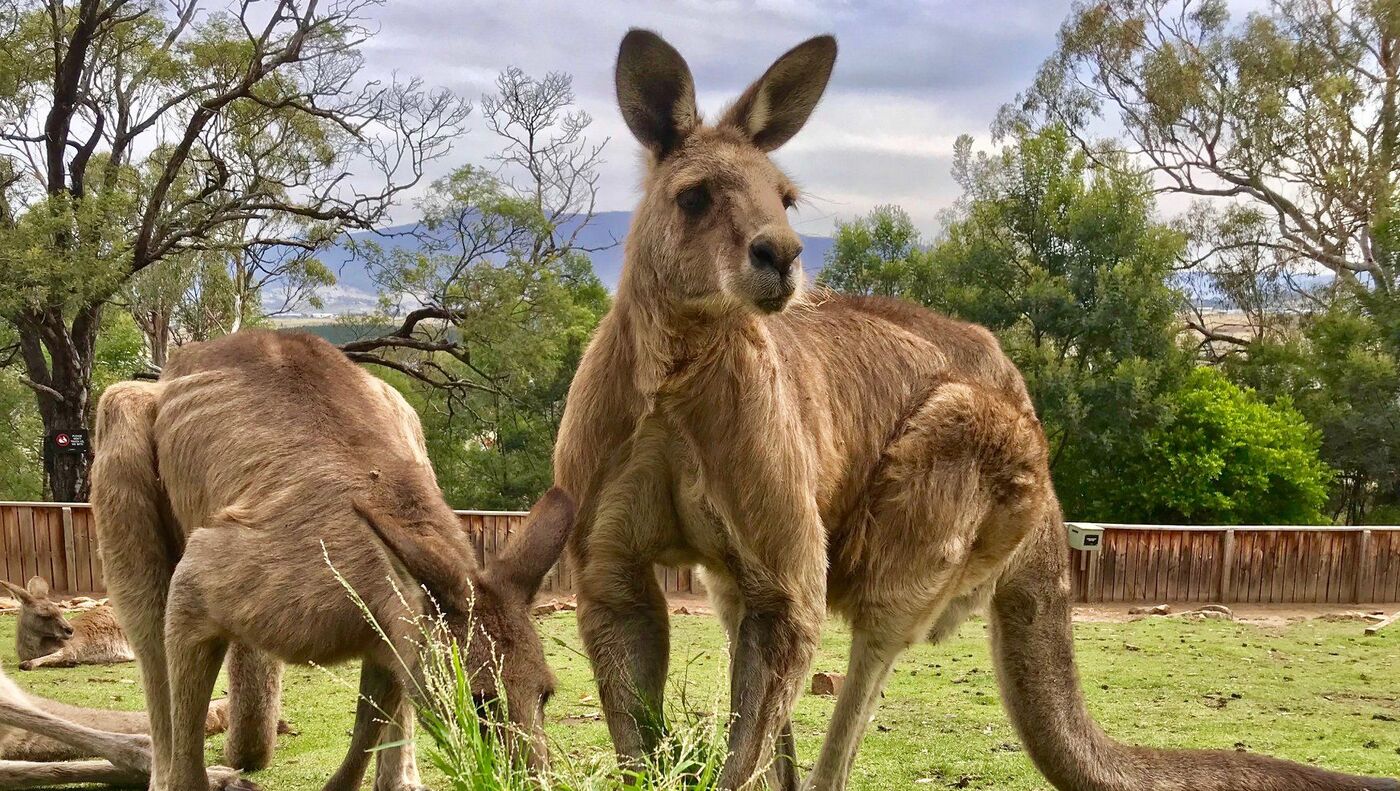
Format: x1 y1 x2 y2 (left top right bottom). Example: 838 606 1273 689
1110 368 1333 524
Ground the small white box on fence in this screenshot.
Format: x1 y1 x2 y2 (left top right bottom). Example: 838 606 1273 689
1066 522 1104 551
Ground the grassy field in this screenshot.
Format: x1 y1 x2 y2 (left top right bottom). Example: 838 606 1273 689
2 612 1396 789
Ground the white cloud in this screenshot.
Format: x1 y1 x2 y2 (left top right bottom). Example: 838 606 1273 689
352 0 1280 238
356 0 1072 235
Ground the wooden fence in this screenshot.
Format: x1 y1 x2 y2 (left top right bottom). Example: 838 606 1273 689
2 503 1396 603
1070 524 1400 604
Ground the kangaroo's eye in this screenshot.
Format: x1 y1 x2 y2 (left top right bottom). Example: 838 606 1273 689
676 185 711 216
781 192 797 210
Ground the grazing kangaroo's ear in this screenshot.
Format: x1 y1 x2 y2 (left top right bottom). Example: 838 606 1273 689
1 581 32 604
25 577 48 600
493 488 576 599
354 501 474 604
616 29 698 158
720 35 837 151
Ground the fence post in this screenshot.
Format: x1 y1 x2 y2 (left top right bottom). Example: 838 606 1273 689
1218 528 1236 603
60 506 78 594
1354 529 1373 604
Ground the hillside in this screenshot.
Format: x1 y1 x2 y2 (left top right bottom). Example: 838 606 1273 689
305 211 834 314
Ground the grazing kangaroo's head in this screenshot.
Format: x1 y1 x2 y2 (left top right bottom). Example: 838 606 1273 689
358 487 575 771
615 29 836 314
3 577 74 652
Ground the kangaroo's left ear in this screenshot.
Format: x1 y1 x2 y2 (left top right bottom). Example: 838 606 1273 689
492 487 576 600
25 577 49 600
720 35 837 151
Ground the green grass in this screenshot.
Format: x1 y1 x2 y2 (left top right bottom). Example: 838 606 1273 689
2 613 1396 789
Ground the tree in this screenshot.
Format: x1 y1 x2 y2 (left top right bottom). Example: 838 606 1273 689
121 224 334 367
0 308 142 499
929 128 1196 518
1226 301 1400 523
1006 0 1399 299
353 168 608 508
1003 0 1400 522
0 0 468 499
342 68 610 508
816 205 928 297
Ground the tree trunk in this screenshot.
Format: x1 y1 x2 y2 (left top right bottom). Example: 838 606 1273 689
149 309 169 369
16 304 101 502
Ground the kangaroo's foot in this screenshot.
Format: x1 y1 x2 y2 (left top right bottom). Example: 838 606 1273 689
207 765 260 791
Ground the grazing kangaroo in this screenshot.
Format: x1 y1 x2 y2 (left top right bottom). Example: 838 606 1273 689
554 29 1399 791
92 329 574 791
0 661 237 789
2 577 135 670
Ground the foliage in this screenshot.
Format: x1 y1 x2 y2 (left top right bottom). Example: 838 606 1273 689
0 0 467 499
355 165 608 509
0 324 42 500
1107 368 1331 524
372 256 605 511
0 310 144 499
918 127 1194 519
345 69 610 509
1007 0 1400 521
1226 301 1400 524
1006 0 1399 297
816 205 929 297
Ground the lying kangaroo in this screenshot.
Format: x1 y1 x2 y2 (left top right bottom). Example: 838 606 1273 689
1 577 134 670
553 29 1399 791
92 329 574 791
0 661 239 789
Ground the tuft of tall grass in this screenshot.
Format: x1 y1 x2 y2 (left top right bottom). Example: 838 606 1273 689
410 611 731 791
326 547 733 791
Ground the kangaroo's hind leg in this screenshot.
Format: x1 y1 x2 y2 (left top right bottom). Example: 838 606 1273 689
222 645 283 772
807 382 1044 791
92 382 180 791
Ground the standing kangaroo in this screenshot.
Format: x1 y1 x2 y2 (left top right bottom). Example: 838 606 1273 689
91 330 574 791
2 577 134 670
554 29 1399 791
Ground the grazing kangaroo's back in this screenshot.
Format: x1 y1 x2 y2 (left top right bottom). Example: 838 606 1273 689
2 577 135 670
555 28 1398 791
92 329 574 791
153 329 440 556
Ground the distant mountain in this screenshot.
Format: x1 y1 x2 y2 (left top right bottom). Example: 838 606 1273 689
303 211 834 315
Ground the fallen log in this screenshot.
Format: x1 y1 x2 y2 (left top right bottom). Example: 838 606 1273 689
1363 611 1398 636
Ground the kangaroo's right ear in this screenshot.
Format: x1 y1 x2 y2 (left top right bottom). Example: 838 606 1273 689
354 501 475 606
1 581 32 604
25 577 49 600
616 29 698 158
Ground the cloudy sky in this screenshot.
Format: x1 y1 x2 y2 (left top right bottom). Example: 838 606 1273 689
359 1 1078 237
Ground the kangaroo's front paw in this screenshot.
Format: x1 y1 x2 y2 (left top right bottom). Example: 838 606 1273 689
17 659 34 670
207 765 261 791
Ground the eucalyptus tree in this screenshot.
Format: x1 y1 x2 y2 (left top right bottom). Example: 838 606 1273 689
0 0 468 498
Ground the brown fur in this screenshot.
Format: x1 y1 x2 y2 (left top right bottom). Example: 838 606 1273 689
90 329 575 791
1 578 135 670
0 661 237 788
554 29 1400 791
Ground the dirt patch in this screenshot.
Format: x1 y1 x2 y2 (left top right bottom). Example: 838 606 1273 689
528 595 1393 629
1072 603 1397 628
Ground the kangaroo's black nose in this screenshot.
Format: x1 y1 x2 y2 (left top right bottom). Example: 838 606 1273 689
749 235 802 277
